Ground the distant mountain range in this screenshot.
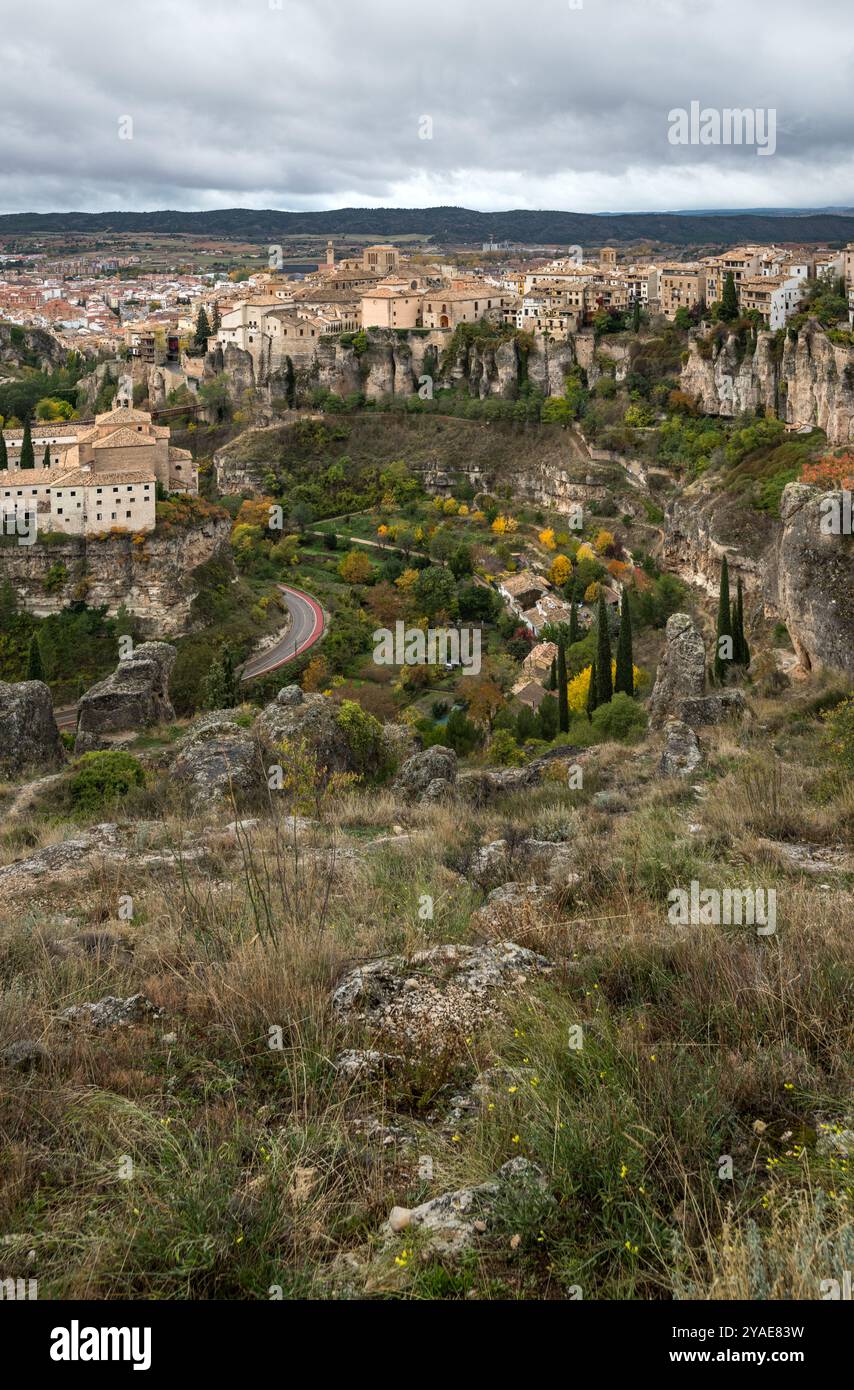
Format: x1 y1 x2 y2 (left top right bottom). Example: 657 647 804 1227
3 206 854 247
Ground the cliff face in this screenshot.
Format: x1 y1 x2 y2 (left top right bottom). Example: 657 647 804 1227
0 322 73 374
681 320 854 443
0 517 232 636
208 329 580 409
663 480 854 675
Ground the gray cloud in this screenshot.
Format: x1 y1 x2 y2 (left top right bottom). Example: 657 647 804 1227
2 0 852 213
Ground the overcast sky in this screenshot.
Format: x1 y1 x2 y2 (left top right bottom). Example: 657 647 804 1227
3 0 852 215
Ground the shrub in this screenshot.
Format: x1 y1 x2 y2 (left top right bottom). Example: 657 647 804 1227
590 691 647 742
69 750 145 811
335 699 390 778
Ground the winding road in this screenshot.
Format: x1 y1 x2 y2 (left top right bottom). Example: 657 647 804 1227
239 583 326 681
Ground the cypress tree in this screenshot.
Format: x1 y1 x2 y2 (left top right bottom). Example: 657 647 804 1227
557 638 569 733
614 593 634 696
721 272 739 321
43 443 51 469
548 655 557 691
631 298 641 333
735 575 749 666
595 590 613 705
19 418 34 469
27 633 45 681
0 430 8 470
203 643 240 709
568 578 579 645
194 305 212 350
714 555 733 682
586 659 598 721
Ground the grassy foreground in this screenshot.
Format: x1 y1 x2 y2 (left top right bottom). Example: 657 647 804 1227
0 678 852 1301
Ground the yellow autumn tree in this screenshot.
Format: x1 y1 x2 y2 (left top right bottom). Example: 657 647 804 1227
443 497 459 514
566 661 645 712
492 514 518 535
539 527 556 550
550 554 573 586
594 529 615 554
302 654 328 692
584 580 601 602
395 567 420 593
338 549 375 584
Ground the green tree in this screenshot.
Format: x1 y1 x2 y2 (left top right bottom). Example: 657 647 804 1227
210 302 221 336
586 658 598 720
27 633 45 681
19 418 34 469
735 575 749 666
537 693 558 740
194 305 212 350
557 638 569 733
720 272 739 322
614 593 634 696
631 298 641 333
595 590 613 705
547 655 557 691
0 431 8 470
43 443 50 469
413 565 457 620
204 642 240 709
714 555 733 682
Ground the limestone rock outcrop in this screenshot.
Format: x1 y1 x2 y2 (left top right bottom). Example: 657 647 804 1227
172 711 263 805
75 643 176 752
680 320 854 445
393 745 458 801
648 614 707 729
658 718 703 778
0 679 65 774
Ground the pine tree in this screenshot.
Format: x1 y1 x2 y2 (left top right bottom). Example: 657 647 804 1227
204 643 240 709
19 418 34 469
568 579 579 645
721 272 739 322
0 430 8 470
27 634 45 681
586 659 598 721
595 590 613 705
557 638 569 733
194 305 212 350
614 593 634 696
714 555 733 682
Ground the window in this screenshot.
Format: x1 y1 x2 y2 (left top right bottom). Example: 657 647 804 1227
126 510 132 518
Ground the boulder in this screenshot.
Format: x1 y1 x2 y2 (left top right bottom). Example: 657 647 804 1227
332 940 551 1055
675 690 747 728
2 1040 48 1072
648 613 707 729
75 642 176 753
61 994 163 1028
469 838 577 890
255 685 353 773
0 680 64 774
172 711 263 804
381 1158 549 1258
393 745 458 801
659 718 702 778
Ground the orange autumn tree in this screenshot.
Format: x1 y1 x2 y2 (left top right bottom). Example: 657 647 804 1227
801 453 854 489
